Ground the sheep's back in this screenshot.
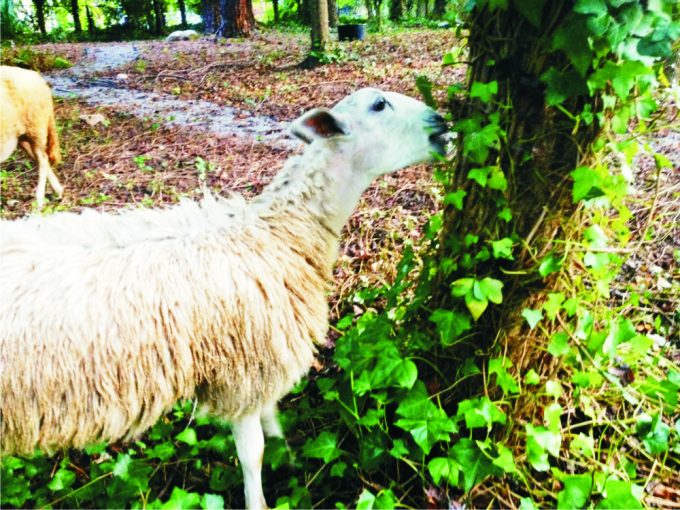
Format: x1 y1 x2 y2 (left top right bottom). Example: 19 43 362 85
0 204 331 455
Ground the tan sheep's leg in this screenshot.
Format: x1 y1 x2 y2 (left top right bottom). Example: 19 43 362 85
260 402 284 438
232 413 268 510
34 149 63 207
34 149 49 209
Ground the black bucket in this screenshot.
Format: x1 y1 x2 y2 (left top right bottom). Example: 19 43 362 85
338 24 366 41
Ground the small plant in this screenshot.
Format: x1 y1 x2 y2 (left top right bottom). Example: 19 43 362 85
133 155 154 173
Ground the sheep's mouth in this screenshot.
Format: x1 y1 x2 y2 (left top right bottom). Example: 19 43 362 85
428 125 451 155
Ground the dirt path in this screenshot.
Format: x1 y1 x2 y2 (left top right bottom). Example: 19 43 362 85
45 43 297 149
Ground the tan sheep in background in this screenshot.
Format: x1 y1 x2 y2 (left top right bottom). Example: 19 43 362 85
165 29 199 41
0 88 447 509
0 65 63 208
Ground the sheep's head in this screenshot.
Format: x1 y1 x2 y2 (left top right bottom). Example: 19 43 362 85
290 88 447 179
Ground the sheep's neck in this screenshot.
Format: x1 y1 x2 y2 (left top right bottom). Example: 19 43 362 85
256 144 372 237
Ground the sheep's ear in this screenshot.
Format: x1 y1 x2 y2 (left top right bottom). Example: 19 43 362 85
289 108 350 144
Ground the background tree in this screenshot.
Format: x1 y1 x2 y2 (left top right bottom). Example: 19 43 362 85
310 0 329 51
32 0 47 34
85 3 95 31
201 0 219 33
177 0 188 26
327 0 337 28
152 0 165 34
215 0 254 38
389 0 403 21
1 0 17 37
70 0 81 32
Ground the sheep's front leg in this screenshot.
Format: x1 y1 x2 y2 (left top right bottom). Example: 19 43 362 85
232 413 267 510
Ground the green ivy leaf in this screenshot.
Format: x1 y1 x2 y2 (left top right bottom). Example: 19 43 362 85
468 166 491 187
456 396 507 429
470 81 498 102
112 453 133 479
552 14 593 76
302 431 342 463
161 487 202 510
548 332 571 357
479 277 504 304
491 443 517 474
444 190 467 210
526 424 561 471
176 427 198 446
521 308 543 329
488 357 519 394
573 370 604 388
515 0 546 27
569 433 595 457
557 474 593 509
450 438 502 491
635 413 670 455
430 309 472 346
597 480 643 509
451 278 474 297
201 494 225 510
395 382 457 455
520 497 539 510
465 293 489 321
356 489 376 510
47 467 76 491
524 369 541 385
539 254 562 277
543 293 565 320
428 457 461 486
491 238 514 260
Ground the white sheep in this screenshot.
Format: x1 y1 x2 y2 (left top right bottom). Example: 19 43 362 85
0 65 63 208
165 29 199 41
0 88 447 509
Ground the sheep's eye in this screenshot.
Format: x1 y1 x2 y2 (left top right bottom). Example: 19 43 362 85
371 97 389 112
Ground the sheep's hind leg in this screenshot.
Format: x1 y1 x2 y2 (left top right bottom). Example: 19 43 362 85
260 401 284 438
232 412 268 510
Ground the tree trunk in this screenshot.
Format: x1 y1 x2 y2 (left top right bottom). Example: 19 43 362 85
70 0 81 32
216 0 253 38
2 0 16 38
178 0 187 26
432 0 445 18
33 0 46 35
298 0 311 25
389 0 404 21
327 0 337 28
85 4 95 31
310 0 329 51
364 0 374 19
272 0 279 23
429 3 601 347
153 0 164 34
202 0 219 33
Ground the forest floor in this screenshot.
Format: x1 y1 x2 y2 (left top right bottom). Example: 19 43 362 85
0 27 678 508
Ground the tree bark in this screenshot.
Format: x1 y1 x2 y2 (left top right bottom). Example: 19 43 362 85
202 0 219 33
216 0 254 38
272 0 279 23
432 0 445 18
152 0 165 34
389 0 404 21
178 0 187 26
327 0 337 28
85 4 95 31
70 0 81 32
430 3 600 346
33 0 46 35
310 0 329 51
298 0 311 25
